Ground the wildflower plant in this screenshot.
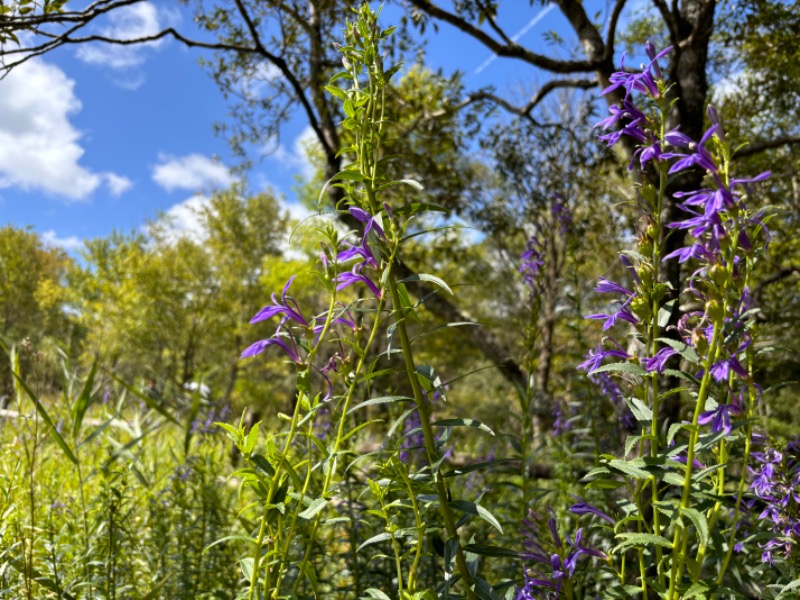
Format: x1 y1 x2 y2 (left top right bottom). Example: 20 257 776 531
567 42 793 598
216 6 507 599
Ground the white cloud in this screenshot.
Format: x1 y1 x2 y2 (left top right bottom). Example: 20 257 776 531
151 194 210 243
75 2 172 70
42 230 84 251
152 153 234 193
0 58 128 201
105 173 133 197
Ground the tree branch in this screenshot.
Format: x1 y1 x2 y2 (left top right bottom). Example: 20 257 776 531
650 0 680 47
733 135 800 159
604 0 629 60
406 0 596 73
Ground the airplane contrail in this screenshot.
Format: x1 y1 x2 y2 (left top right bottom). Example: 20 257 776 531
474 3 556 75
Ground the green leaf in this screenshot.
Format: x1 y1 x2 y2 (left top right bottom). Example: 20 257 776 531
607 458 651 480
12 372 78 465
250 453 275 478
298 560 318 591
777 579 800 599
73 356 98 438
399 273 453 296
324 84 347 100
244 421 260 455
363 590 392 600
624 397 653 422
203 535 257 553
357 532 392 551
684 581 711 599
433 418 494 436
450 500 503 533
298 498 327 520
657 299 677 328
657 337 700 364
591 362 647 376
239 557 254 581
680 507 709 548
347 395 413 415
612 532 673 552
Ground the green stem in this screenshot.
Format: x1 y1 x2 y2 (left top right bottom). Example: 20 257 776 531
387 269 478 600
291 292 389 595
667 320 723 598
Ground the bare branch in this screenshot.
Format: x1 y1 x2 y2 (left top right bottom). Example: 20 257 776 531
604 0 629 60
650 0 680 46
733 135 800 159
406 0 596 73
518 78 596 116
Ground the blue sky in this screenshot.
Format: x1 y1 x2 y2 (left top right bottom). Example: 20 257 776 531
0 0 630 252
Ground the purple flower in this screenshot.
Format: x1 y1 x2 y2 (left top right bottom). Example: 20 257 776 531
643 347 678 374
697 403 738 436
708 355 747 382
520 234 546 295
595 278 633 296
577 341 630 372
348 206 385 239
336 238 378 269
241 335 301 362
250 276 308 326
336 263 382 299
586 306 639 330
601 44 672 99
569 497 615 525
663 244 715 264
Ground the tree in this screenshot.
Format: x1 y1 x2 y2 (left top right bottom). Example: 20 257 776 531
68 187 299 411
0 225 72 401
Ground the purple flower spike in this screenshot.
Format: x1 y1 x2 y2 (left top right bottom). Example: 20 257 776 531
569 496 615 525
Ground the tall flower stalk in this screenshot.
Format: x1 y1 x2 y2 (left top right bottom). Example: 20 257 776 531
217 7 487 598
581 43 772 598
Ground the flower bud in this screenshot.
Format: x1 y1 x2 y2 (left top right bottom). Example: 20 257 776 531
646 220 660 242
705 299 724 321
709 264 727 287
631 295 651 321
707 105 726 141
638 267 653 289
